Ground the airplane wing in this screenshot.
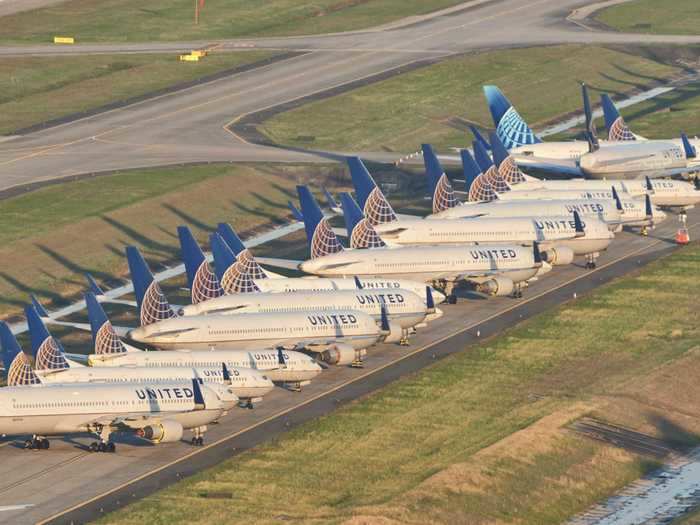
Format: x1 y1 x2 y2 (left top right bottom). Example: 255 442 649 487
511 155 584 177
254 257 303 271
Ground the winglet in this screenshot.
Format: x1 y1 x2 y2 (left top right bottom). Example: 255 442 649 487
533 241 542 265
30 294 49 318
192 378 206 409
380 303 390 334
573 211 585 237
85 273 105 296
354 276 363 290
222 362 231 384
681 133 696 159
645 193 653 219
612 186 623 211
645 176 654 192
277 348 287 368
425 286 435 314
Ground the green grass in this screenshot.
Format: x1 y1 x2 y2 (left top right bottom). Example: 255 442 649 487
0 162 348 317
0 0 462 43
0 51 273 135
259 45 681 153
596 0 700 36
99 245 700 525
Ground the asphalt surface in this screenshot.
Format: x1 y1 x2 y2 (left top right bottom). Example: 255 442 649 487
0 208 694 525
1 0 700 193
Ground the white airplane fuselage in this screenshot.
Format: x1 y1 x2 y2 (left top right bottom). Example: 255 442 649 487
0 382 223 438
179 289 431 330
374 215 614 257
128 311 381 353
87 349 322 385
36 364 273 405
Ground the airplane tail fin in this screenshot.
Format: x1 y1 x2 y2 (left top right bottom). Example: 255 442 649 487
473 139 494 172
612 186 623 211
288 200 304 221
483 85 541 148
177 226 223 305
582 83 600 153
681 133 697 159
645 193 653 219
297 185 344 259
489 132 526 185
85 292 128 355
474 139 509 194
25 304 69 372
210 233 261 294
461 148 482 195
340 192 385 249
573 211 585 237
601 94 635 141
126 246 176 327
423 144 457 214
347 156 397 225
469 125 491 151
216 223 268 281
321 187 340 212
0 321 40 386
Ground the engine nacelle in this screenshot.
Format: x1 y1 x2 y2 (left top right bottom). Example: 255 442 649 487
381 320 404 344
136 420 184 443
477 276 514 297
320 344 366 366
541 246 575 266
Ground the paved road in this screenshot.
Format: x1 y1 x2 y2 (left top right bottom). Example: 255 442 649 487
0 208 694 525
1 0 700 193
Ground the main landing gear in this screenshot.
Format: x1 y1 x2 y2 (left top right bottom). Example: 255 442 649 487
190 426 206 446
89 426 116 452
24 436 50 450
437 280 458 305
584 252 599 270
511 286 524 299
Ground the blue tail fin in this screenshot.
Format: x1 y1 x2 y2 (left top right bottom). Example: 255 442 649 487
178 226 223 305
483 85 540 148
347 157 396 225
0 321 40 386
461 149 482 194
210 233 261 294
469 126 491 151
288 200 304 222
30 294 49 318
489 132 525 185
681 133 696 159
322 187 339 210
473 140 494 172
25 304 69 371
126 246 175 327
297 185 343 259
85 273 105 296
423 144 457 214
216 223 267 282
601 94 635 141
340 193 385 249
85 292 127 355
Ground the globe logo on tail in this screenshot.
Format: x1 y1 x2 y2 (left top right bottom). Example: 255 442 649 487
236 250 267 281
7 352 40 386
363 187 397 226
95 321 126 355
433 174 458 214
350 219 385 249
35 336 69 371
497 107 539 149
191 261 223 305
310 218 343 259
468 176 497 202
608 117 635 142
220 252 263 294
140 282 175 326
497 156 526 184
482 165 509 194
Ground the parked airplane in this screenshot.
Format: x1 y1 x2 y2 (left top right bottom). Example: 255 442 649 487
210 222 444 303
78 292 322 389
0 375 222 451
5 305 272 408
485 84 699 179
294 185 548 302
124 247 383 366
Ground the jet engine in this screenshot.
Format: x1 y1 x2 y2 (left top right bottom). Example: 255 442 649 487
477 276 514 296
320 344 365 366
136 420 184 443
541 246 575 266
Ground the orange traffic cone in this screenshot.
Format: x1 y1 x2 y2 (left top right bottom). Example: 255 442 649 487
676 228 690 245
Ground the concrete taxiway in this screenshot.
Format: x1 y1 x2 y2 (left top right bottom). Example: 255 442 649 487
0 209 695 525
1 0 700 193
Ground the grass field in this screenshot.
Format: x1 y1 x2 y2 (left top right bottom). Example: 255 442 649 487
0 0 461 44
596 0 700 36
99 244 700 525
0 51 274 135
0 162 349 319
258 45 683 153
